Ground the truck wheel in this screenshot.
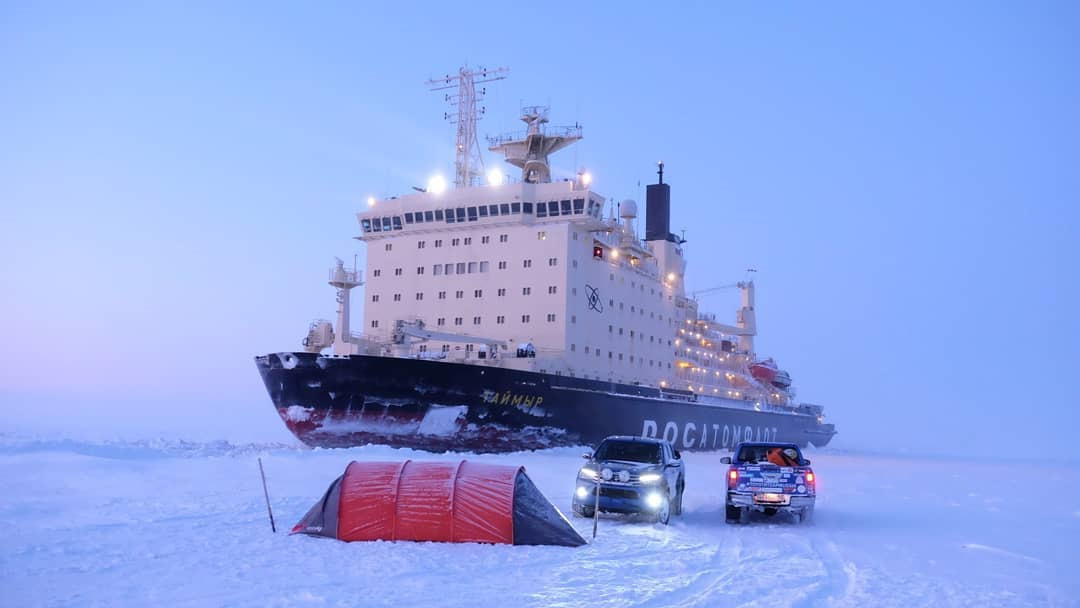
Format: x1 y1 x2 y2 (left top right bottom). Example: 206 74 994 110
653 495 670 525
673 480 685 516
725 503 740 523
573 504 594 518
799 506 814 524
739 506 752 524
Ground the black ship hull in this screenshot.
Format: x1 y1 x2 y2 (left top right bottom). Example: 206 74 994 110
255 352 836 453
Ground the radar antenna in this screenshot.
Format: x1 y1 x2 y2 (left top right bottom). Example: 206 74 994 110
426 66 509 188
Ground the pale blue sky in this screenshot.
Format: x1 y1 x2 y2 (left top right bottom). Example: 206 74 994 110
2 1 1077 455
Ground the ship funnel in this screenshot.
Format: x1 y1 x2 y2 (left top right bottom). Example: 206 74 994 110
645 162 674 242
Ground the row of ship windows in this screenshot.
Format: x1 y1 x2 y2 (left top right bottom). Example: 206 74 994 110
371 314 558 328
412 343 671 366
570 345 674 368
361 198 601 233
410 341 674 372
368 288 671 323
391 234 508 250
388 230 579 251
372 286 560 301
371 257 559 277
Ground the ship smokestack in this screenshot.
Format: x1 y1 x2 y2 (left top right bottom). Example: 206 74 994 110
645 161 674 242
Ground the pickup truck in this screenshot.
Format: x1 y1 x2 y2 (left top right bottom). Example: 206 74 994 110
571 436 685 525
722 442 815 524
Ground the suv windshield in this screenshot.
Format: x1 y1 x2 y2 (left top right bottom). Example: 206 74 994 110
595 440 661 464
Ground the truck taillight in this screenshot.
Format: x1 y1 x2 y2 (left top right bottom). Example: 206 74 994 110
806 471 815 484
728 468 738 489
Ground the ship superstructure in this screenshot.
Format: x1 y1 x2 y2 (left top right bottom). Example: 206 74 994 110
258 68 835 452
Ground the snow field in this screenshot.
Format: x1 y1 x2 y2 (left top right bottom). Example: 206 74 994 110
1 438 1076 607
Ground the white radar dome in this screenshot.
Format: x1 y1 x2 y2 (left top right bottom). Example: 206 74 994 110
619 199 638 220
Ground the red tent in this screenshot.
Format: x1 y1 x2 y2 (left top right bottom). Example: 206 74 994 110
292 460 586 547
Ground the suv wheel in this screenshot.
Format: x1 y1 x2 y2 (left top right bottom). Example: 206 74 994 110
725 502 740 523
673 479 685 516
653 495 670 525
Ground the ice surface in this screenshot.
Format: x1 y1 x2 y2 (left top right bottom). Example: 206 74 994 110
1 436 1076 607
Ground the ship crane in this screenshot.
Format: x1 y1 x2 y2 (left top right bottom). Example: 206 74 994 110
691 282 740 299
690 281 758 352
392 320 506 347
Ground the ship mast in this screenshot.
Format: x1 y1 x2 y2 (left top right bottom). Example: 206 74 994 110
329 258 362 356
426 66 509 188
488 106 583 184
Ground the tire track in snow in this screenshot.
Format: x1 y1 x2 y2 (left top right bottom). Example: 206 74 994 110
632 537 749 608
790 535 854 608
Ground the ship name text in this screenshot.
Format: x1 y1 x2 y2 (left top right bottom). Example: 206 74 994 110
481 389 544 408
641 419 779 449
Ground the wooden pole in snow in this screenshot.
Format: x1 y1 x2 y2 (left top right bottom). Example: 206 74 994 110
592 479 600 539
258 458 276 533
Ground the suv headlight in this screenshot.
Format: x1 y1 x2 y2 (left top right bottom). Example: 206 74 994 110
639 473 661 483
579 467 598 480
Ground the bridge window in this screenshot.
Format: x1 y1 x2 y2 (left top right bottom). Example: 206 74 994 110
523 202 533 214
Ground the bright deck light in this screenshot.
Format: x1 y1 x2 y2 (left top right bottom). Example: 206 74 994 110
367 196 376 207
487 168 503 185
427 175 447 194
581 172 593 186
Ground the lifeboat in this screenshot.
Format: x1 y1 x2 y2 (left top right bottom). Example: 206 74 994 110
771 369 792 389
749 358 779 383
